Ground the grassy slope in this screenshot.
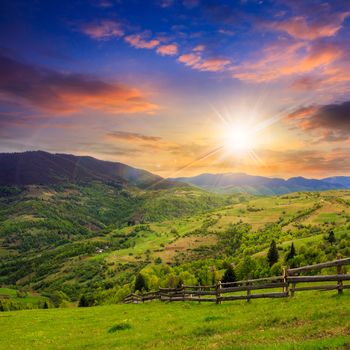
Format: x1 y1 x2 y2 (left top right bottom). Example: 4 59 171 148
0 288 44 305
1 291 350 350
103 190 350 263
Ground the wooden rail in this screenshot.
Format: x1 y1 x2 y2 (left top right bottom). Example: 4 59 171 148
124 256 350 304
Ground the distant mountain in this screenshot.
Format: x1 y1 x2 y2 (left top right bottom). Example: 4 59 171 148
322 176 350 188
0 151 179 189
172 173 349 195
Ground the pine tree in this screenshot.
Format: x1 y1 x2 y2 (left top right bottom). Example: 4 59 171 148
328 230 336 245
286 243 296 261
267 240 279 267
221 266 236 284
78 295 89 307
134 273 148 292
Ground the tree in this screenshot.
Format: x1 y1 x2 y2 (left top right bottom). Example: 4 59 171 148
267 240 279 267
236 256 256 280
328 230 336 245
43 301 49 309
134 273 148 292
221 266 236 284
78 295 89 307
286 243 296 261
154 257 162 264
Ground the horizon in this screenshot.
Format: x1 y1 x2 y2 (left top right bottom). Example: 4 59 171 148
1 1 350 178
2 149 349 181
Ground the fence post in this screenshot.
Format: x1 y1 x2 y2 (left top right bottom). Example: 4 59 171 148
291 282 296 297
198 283 201 304
182 284 185 301
283 267 289 296
337 255 343 295
216 280 221 304
246 281 251 302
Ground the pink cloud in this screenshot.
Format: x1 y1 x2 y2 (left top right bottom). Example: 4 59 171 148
80 20 124 40
156 44 178 56
232 39 344 83
193 44 205 52
267 12 350 40
124 34 159 49
178 53 201 66
178 53 230 72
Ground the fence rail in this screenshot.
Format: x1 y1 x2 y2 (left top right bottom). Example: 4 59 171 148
124 256 350 304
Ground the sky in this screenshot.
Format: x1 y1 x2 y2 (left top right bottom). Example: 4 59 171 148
0 0 350 178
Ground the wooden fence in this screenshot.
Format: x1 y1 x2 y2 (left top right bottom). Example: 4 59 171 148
124 256 350 304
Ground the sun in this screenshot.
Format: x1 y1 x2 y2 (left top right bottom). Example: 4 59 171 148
224 124 253 153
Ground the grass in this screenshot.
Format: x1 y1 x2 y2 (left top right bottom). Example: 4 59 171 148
1 291 350 349
0 287 44 305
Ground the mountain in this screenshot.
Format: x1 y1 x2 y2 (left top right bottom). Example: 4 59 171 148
172 173 348 195
322 176 350 188
0 151 178 189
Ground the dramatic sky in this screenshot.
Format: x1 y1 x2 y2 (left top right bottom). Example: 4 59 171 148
1 0 350 178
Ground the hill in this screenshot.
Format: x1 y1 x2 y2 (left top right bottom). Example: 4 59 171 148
0 151 178 189
172 173 349 195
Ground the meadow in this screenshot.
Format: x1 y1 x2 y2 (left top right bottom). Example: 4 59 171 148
1 291 350 350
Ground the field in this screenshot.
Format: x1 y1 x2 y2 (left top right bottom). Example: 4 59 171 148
1 291 350 350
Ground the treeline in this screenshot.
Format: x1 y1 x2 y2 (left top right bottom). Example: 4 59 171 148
131 224 350 293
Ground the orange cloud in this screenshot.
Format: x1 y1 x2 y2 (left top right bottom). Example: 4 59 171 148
232 39 344 83
124 34 159 49
268 12 350 40
156 44 178 56
178 52 230 72
0 54 158 115
80 20 124 39
106 131 162 142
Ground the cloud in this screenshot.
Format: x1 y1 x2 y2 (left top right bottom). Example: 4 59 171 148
267 12 350 40
124 34 159 49
286 101 350 142
178 52 230 72
260 147 350 175
156 44 178 56
77 142 142 157
106 131 162 142
218 29 235 36
290 75 324 90
80 20 124 40
232 39 344 82
193 44 205 52
0 54 158 114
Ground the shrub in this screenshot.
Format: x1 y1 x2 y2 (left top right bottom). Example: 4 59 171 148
108 322 131 333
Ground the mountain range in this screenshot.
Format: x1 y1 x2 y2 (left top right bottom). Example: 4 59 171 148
0 151 349 195
172 173 350 195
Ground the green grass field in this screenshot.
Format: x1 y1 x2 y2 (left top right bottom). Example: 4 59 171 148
0 288 45 307
1 291 350 350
